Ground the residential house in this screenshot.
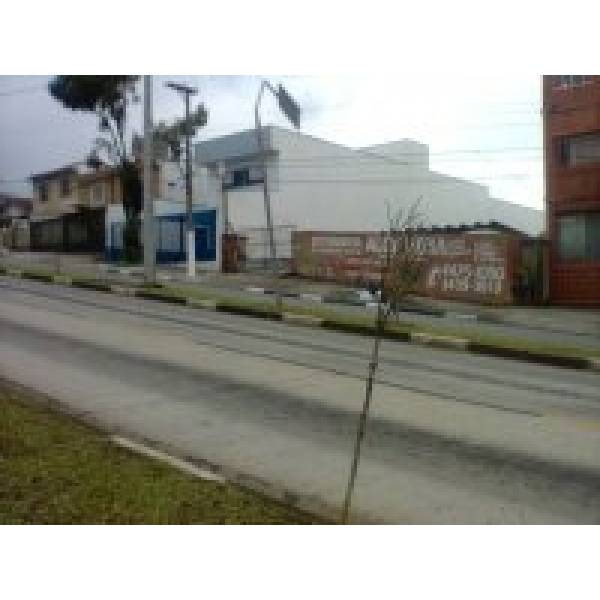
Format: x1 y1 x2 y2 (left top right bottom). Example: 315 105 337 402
30 165 80 219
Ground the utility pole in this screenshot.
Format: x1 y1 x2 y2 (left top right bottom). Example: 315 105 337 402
254 80 301 312
216 162 228 273
143 75 156 285
165 81 198 279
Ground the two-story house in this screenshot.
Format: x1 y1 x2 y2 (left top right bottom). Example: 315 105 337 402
30 165 80 219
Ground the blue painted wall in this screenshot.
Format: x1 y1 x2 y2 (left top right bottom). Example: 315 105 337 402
106 209 217 264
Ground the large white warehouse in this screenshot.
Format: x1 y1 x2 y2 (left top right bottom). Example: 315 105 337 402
195 126 542 254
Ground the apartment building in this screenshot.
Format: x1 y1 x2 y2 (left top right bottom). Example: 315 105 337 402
543 75 600 304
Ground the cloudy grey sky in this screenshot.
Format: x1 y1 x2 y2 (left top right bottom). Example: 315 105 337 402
0 74 543 209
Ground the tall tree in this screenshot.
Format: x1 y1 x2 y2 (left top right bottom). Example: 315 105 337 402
49 75 142 262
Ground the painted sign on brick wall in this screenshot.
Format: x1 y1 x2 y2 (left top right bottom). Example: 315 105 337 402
292 229 523 304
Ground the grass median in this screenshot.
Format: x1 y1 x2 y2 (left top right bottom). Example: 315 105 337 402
3 264 599 362
0 382 317 524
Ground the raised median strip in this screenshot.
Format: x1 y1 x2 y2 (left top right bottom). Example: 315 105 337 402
466 341 591 370
2 267 599 372
410 332 470 350
588 357 600 372
110 284 138 297
70 278 113 293
52 274 72 285
186 297 218 310
282 312 325 327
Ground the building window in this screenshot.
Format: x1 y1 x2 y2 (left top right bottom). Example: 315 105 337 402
232 168 250 188
93 182 104 204
39 182 48 202
559 133 600 167
554 75 593 89
60 177 71 197
558 212 600 261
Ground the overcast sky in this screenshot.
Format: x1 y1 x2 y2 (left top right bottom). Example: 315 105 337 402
0 74 543 210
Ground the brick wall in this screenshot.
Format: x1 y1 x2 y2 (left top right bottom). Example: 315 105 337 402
292 230 524 305
544 75 600 305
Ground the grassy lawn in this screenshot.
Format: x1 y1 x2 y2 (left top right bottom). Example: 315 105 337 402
0 383 317 524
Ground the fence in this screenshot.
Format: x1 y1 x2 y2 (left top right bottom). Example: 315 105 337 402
29 209 105 253
236 225 295 271
0 220 29 250
291 228 535 305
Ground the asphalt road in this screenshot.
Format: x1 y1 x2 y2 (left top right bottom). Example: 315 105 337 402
1 276 600 523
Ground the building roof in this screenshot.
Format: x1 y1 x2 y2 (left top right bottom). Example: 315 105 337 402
0 193 33 206
406 220 533 237
30 165 79 183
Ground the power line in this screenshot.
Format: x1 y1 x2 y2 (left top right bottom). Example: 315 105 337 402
252 175 536 184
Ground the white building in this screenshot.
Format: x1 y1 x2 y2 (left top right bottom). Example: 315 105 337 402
195 126 543 262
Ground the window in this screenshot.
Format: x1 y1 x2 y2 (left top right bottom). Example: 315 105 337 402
559 133 600 166
93 183 104 204
558 212 600 261
39 182 48 202
60 177 71 197
232 168 250 188
554 75 593 88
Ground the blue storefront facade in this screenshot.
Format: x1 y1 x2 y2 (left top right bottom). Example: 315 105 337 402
106 207 217 264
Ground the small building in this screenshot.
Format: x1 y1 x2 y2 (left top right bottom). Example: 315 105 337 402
0 193 32 227
105 200 217 266
0 194 32 250
27 160 218 266
543 75 600 305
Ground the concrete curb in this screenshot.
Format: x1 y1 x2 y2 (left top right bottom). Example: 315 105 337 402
410 332 469 350
3 271 599 373
282 312 325 327
587 357 600 372
186 297 218 310
70 279 112 293
52 275 72 285
111 435 225 483
110 285 137 297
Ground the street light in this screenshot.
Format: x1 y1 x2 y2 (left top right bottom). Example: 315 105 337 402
254 80 301 311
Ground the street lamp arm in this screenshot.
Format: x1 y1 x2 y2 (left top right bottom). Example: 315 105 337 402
254 79 279 131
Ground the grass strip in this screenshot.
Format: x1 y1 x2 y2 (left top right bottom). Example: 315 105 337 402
0 382 317 524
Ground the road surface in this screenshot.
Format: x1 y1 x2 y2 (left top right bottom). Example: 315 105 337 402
1 276 599 523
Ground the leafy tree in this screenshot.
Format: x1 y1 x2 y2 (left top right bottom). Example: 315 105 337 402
49 75 142 262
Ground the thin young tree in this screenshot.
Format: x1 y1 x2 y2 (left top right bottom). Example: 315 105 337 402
341 200 424 524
